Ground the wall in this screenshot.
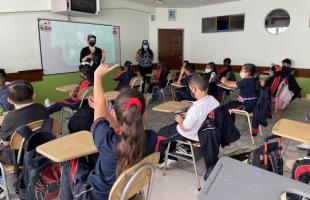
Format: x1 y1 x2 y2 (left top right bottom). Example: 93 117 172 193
0 0 154 73
150 0 310 68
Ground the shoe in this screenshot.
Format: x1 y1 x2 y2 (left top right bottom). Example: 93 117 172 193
158 159 178 169
297 143 310 150
44 98 51 107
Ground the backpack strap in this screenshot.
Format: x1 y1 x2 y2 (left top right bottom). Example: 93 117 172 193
15 125 33 140
40 118 54 133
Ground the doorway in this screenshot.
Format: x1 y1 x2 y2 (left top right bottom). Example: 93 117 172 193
158 29 184 69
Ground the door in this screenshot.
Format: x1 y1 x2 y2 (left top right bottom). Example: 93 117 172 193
158 29 183 69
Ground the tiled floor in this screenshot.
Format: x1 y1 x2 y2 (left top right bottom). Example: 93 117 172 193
7 92 310 200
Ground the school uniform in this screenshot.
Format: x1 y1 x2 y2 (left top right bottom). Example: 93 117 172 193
0 103 49 164
156 95 219 163
0 86 13 111
204 72 219 100
68 118 157 200
80 47 102 72
113 68 137 91
226 77 258 113
172 74 196 101
47 79 92 114
147 69 168 93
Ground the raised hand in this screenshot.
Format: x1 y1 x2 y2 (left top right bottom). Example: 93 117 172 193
95 63 119 77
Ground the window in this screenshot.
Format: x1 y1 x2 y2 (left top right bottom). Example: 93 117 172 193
202 14 245 33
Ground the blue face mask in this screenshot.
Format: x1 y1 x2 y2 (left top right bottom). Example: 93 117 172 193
143 45 149 49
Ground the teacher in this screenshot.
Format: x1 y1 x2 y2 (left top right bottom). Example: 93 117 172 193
136 40 154 93
80 34 104 73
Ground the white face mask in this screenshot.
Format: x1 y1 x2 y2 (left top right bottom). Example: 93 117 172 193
205 68 212 73
240 72 246 79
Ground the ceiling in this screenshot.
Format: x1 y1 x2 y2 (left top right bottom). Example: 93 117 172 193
125 0 242 8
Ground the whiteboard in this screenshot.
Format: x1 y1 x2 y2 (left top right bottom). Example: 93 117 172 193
38 19 121 75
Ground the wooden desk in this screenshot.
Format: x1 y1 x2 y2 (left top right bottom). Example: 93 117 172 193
306 93 310 100
152 101 192 113
36 131 97 162
261 70 271 75
105 91 120 101
272 119 310 143
0 112 9 126
217 83 237 91
171 82 185 88
55 84 78 92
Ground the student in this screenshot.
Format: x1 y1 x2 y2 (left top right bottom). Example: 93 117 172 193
157 74 219 167
221 63 258 113
47 63 93 114
0 80 49 165
204 62 219 100
219 58 236 81
112 61 137 91
65 64 157 200
181 60 190 68
0 72 13 112
172 64 196 101
147 61 169 94
280 58 301 99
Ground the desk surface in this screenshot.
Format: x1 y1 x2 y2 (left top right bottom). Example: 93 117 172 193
217 83 237 91
36 131 97 162
55 84 78 92
171 82 185 88
105 91 120 101
152 101 192 113
272 119 310 143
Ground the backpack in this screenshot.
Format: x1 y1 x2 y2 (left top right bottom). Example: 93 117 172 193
17 118 61 200
248 135 283 175
288 156 310 200
276 81 293 109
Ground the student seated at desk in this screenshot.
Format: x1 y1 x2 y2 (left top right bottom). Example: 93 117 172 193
47 63 93 114
204 62 219 100
0 80 49 165
218 58 236 81
221 63 258 113
157 74 219 167
147 61 169 94
112 61 137 91
60 64 157 200
172 63 196 101
0 70 13 111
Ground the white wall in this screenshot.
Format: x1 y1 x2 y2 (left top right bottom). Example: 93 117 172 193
150 0 310 68
0 0 154 73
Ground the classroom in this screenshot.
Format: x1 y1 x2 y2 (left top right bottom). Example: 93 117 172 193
0 0 310 199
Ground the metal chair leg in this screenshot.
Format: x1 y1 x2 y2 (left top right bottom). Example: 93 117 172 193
189 143 201 190
259 125 263 136
246 113 254 144
163 142 171 176
0 164 10 200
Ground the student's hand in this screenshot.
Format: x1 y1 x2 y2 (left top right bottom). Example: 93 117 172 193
221 77 227 83
175 114 184 124
95 63 119 77
88 95 95 109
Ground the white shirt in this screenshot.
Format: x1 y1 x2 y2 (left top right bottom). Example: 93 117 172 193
177 95 219 141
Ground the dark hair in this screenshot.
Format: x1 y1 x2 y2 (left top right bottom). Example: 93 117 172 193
282 58 291 65
79 64 92 80
207 62 217 73
124 61 132 68
185 64 195 74
243 63 256 76
158 61 169 75
0 74 5 85
87 34 96 41
139 40 154 57
223 58 231 65
0 69 6 77
114 89 146 176
184 60 190 66
8 80 34 104
189 73 209 91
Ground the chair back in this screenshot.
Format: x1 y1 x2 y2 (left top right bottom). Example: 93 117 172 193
130 76 144 92
109 152 160 200
78 86 94 109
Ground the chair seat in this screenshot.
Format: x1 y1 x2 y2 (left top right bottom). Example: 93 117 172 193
175 140 201 148
229 109 253 117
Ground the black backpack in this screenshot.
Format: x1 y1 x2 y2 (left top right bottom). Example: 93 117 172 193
16 118 61 200
248 135 283 175
287 156 310 200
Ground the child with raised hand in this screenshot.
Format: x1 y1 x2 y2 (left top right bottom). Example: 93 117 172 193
68 63 156 200
221 63 258 113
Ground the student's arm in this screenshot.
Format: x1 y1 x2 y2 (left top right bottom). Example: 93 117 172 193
221 77 237 88
175 114 188 132
177 68 186 84
94 63 119 122
101 49 106 63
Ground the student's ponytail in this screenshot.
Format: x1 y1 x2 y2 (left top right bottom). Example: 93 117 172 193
113 89 146 177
